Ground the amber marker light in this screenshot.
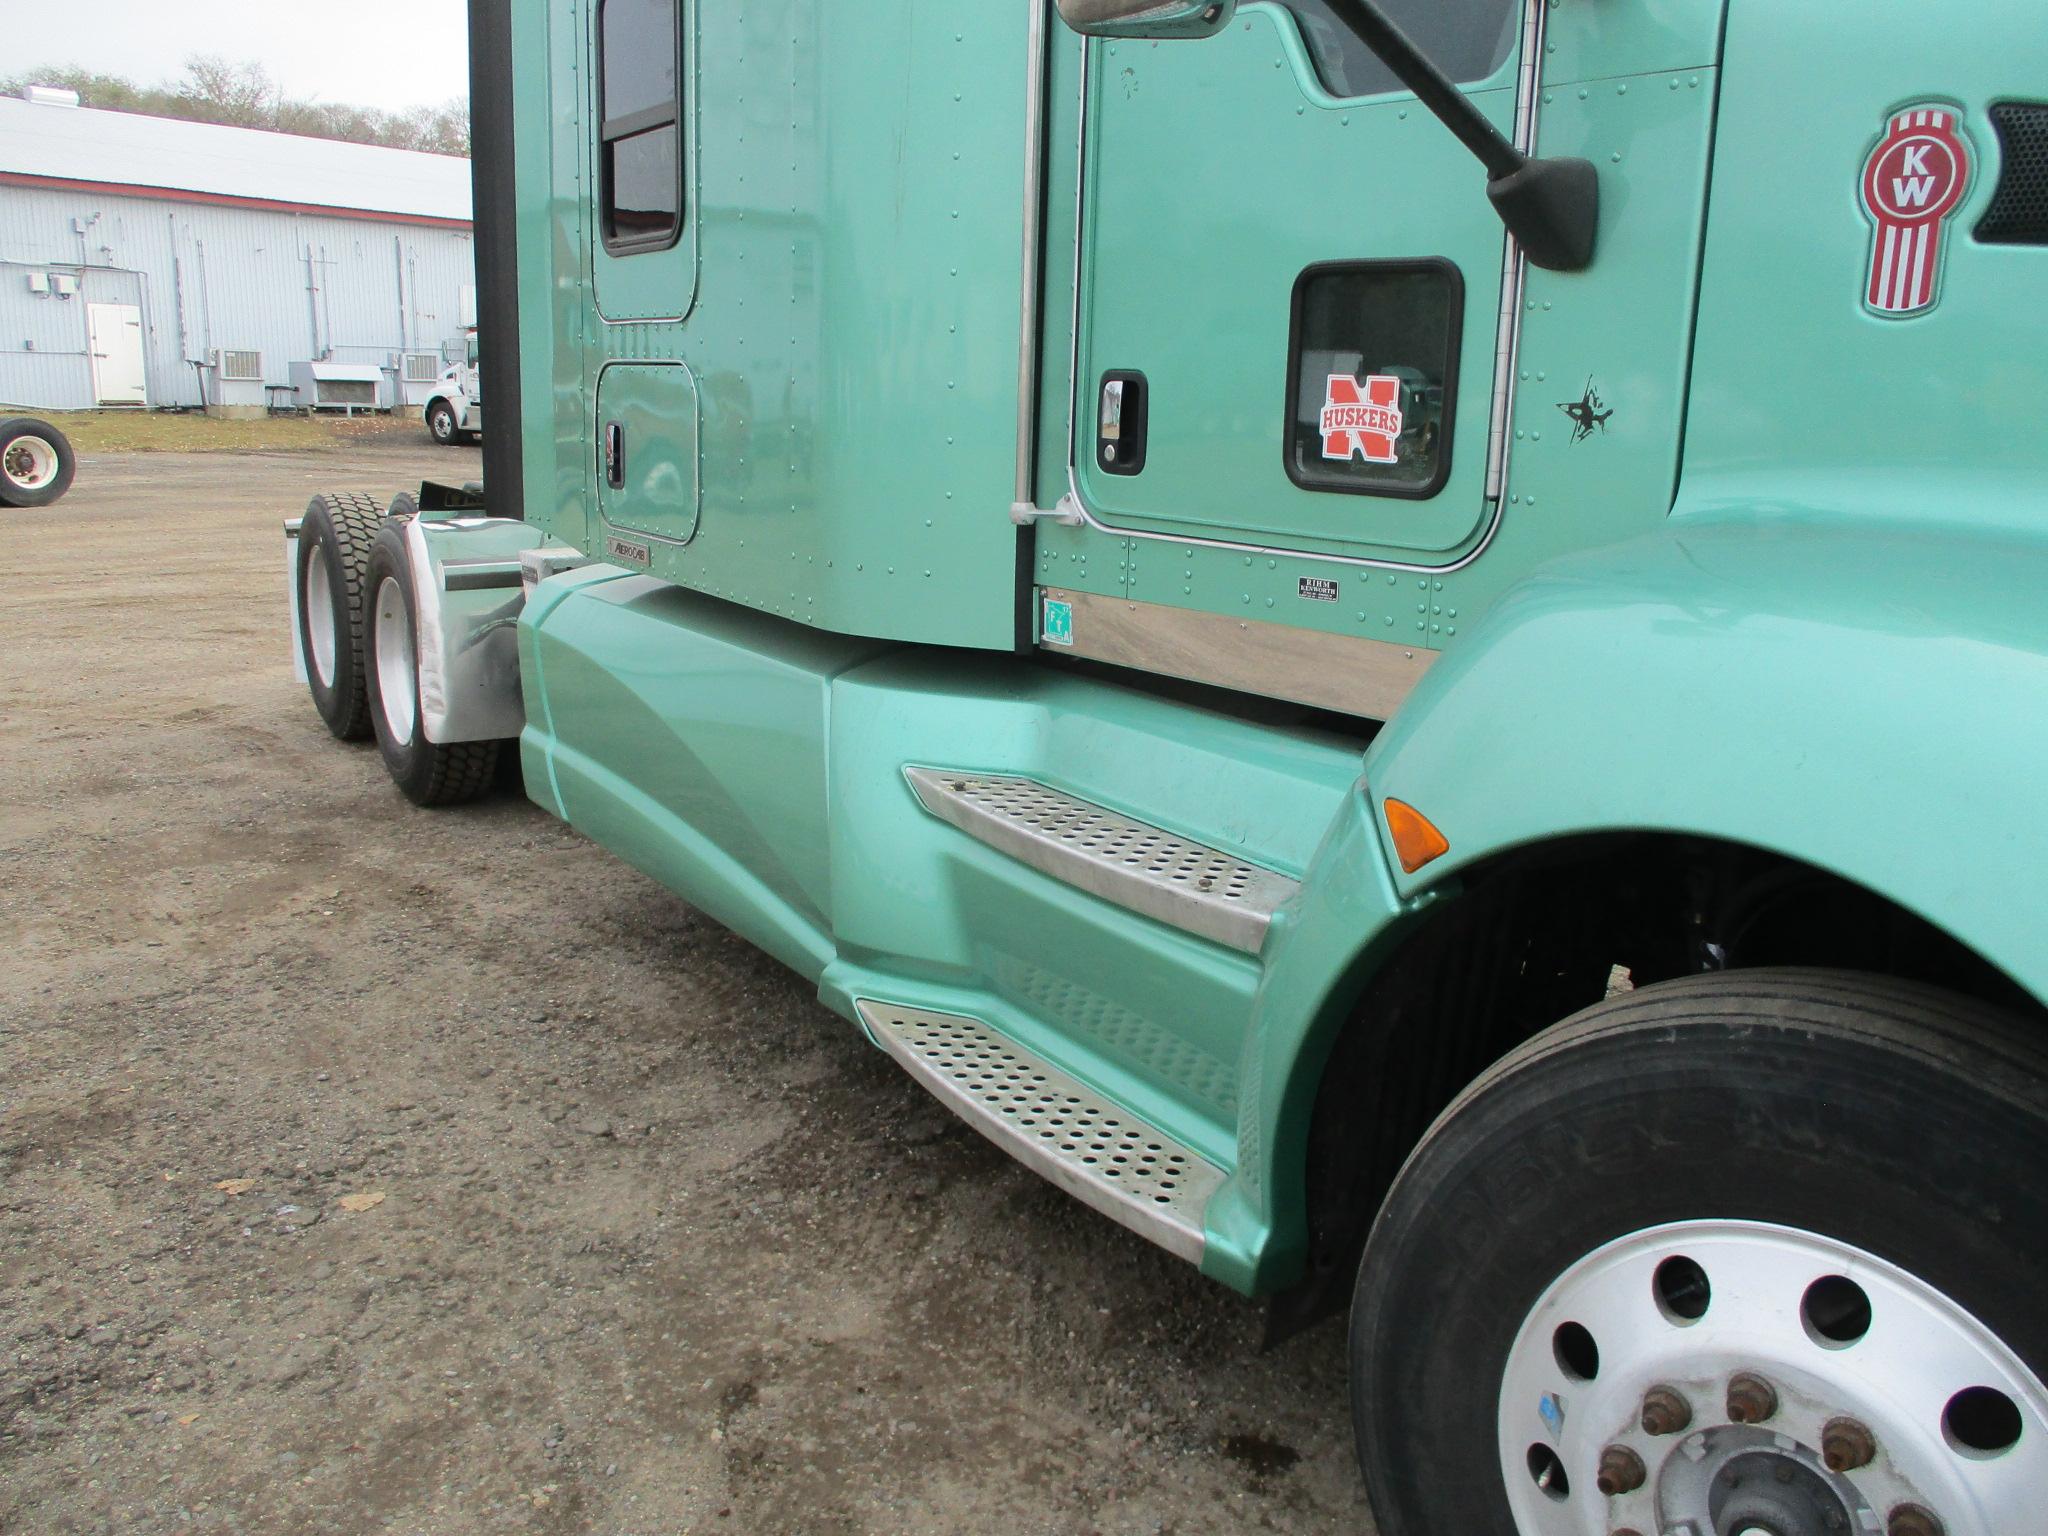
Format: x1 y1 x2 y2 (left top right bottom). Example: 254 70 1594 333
1383 798 1450 875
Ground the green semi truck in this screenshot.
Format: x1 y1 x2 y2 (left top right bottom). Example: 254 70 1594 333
284 2 2048 1530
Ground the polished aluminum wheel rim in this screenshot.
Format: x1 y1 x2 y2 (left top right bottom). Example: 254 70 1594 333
1499 1220 2044 1536
3 433 59 492
304 556 338 688
373 576 417 745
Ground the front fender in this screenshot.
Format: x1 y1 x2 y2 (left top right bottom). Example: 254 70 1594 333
1362 516 2048 1002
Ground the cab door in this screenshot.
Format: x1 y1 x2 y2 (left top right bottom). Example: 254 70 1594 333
1070 0 1523 563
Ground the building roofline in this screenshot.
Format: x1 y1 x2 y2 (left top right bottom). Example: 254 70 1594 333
0 171 475 232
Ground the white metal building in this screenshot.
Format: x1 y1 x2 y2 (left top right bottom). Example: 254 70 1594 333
0 91 474 414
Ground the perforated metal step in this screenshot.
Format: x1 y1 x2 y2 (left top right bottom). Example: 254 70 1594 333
902 768 1297 955
856 1001 1225 1264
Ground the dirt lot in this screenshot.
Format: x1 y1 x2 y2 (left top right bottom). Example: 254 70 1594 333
1 441 1373 1534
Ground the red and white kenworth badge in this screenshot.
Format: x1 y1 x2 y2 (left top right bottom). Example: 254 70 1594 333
1322 374 1403 464
1861 105 1972 317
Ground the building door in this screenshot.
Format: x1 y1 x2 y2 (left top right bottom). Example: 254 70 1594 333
87 303 147 406
1068 0 1524 564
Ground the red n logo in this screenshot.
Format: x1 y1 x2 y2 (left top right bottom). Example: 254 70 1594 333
1320 374 1403 464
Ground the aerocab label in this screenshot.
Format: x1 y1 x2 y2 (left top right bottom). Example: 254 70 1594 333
1861 104 1972 317
605 533 652 566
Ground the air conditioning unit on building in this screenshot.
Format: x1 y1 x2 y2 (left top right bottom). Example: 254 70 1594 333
289 360 389 413
396 350 444 408
214 348 263 381
205 347 266 413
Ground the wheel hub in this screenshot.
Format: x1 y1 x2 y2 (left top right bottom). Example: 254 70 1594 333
305 555 338 688
3 434 58 491
1496 1221 2045 1536
1655 1426 1864 1536
373 575 417 745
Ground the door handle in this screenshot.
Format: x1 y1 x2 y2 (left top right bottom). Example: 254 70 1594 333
1095 370 1148 476
604 421 624 488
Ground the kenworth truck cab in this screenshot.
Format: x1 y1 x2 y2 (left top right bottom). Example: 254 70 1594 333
285 2 2048 1531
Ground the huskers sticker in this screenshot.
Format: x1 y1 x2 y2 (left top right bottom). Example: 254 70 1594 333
1861 105 1972 317
1321 374 1403 464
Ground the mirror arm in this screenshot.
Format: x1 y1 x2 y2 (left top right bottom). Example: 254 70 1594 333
1321 0 1598 271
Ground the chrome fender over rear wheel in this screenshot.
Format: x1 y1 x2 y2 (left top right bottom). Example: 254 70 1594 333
361 521 500 806
1348 970 2048 1536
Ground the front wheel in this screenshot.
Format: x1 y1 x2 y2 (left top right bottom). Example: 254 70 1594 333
425 399 459 445
1350 970 2048 1536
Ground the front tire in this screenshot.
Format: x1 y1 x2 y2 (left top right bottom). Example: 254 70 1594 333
1350 970 2048 1536
426 400 459 445
362 523 500 806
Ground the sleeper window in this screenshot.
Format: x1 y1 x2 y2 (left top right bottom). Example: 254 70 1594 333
599 0 683 252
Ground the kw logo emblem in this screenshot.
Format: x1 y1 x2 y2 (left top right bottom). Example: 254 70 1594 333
1321 374 1403 464
1861 105 1972 317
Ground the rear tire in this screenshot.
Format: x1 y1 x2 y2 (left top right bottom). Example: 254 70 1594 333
1349 969 2048 1536
362 522 500 806
0 417 77 507
296 492 384 740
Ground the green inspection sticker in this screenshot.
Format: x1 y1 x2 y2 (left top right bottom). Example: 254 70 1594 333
1041 596 1074 647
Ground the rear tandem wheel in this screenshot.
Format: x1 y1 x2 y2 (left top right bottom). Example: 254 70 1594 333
361 520 500 806
295 492 386 739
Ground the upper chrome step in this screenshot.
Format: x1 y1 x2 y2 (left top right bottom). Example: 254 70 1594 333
903 767 1297 955
856 1000 1225 1264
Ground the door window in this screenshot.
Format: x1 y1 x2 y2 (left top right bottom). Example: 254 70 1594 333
1286 260 1464 498
598 0 683 253
1270 0 1520 99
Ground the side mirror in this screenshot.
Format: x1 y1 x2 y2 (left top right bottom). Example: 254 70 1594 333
1054 0 1236 39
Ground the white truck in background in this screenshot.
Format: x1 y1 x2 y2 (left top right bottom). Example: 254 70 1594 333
423 330 481 446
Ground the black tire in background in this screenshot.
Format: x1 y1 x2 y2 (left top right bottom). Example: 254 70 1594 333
426 400 459 445
362 521 500 806
0 416 78 508
1349 969 2048 1536
296 492 385 740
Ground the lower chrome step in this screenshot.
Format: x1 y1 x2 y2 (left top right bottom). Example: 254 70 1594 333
902 767 1297 955
856 1000 1225 1265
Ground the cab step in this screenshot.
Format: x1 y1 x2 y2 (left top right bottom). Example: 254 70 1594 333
902 768 1297 955
855 1000 1226 1264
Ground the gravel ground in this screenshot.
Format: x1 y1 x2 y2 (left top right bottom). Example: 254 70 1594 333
1 442 1374 1535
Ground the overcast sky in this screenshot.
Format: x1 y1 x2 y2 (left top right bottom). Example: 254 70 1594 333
11 0 470 112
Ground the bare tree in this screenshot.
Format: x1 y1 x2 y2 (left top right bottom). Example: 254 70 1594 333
178 55 278 130
2 60 468 156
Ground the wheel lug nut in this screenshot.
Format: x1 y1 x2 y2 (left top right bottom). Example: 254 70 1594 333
1887 1505 1946 1536
1596 1444 1647 1496
1641 1385 1693 1436
1822 1416 1878 1472
1726 1371 1779 1424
